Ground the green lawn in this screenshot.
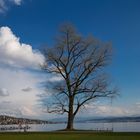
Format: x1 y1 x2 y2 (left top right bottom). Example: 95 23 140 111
0 132 140 140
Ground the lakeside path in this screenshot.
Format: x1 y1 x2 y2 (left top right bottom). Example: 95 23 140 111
0 132 140 140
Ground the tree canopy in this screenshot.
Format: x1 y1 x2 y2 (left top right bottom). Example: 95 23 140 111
42 24 117 130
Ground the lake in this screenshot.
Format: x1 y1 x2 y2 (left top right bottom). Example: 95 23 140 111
0 122 140 132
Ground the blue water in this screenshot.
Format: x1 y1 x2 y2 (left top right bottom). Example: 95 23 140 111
0 122 140 132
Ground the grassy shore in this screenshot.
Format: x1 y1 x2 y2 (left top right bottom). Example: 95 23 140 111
0 132 140 140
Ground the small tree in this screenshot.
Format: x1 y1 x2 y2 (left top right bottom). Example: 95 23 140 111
42 24 117 130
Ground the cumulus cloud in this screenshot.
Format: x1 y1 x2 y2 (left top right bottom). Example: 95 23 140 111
0 26 45 69
0 88 9 96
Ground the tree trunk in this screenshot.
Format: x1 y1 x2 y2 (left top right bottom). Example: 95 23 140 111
66 113 74 130
66 96 74 130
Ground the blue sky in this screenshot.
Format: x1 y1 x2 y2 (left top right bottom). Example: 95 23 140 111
0 0 140 119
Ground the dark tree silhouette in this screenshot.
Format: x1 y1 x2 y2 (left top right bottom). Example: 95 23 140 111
42 24 117 130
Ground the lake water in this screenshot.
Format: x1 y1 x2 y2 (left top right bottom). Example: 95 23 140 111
0 122 140 132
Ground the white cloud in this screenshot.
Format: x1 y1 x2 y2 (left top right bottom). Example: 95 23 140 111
136 102 140 106
0 65 139 119
0 88 9 96
12 0 22 5
0 0 23 13
0 66 62 119
0 26 45 69
46 75 63 82
0 67 46 118
81 104 124 116
94 105 127 116
22 87 32 92
21 106 38 116
79 103 140 117
0 0 7 13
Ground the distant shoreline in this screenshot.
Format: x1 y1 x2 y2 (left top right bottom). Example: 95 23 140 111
1 115 140 125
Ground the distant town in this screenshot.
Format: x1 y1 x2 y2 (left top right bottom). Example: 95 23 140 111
0 115 49 125
0 115 140 125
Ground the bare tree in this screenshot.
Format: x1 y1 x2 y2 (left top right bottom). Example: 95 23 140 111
42 24 117 130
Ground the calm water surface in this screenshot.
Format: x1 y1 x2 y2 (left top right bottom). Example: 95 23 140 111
0 122 140 132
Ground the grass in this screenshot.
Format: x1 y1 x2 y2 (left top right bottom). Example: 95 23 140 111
0 132 140 140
